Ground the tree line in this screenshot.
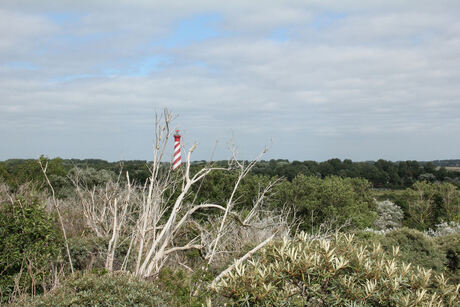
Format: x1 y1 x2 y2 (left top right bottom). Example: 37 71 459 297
1 156 458 232
1 157 459 190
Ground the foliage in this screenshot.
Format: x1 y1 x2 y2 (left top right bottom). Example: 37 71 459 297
436 182 460 222
0 196 62 303
403 181 438 230
371 228 446 273
434 234 460 284
67 236 133 272
29 272 167 306
2 154 459 305
186 170 274 213
357 227 459 282
68 167 116 189
213 232 460 306
3 158 460 191
374 199 404 230
187 170 239 208
156 267 217 307
425 222 460 237
0 157 67 191
273 175 376 231
67 236 108 271
403 181 460 230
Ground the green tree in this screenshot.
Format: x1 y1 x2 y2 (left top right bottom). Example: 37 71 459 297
274 175 376 231
189 171 273 212
0 157 68 191
404 181 460 229
404 181 437 230
437 182 460 222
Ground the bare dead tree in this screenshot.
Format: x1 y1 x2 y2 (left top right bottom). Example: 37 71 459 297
130 110 289 278
211 232 277 287
39 160 74 274
69 167 140 271
0 182 15 205
206 144 266 265
134 141 226 277
70 109 288 278
104 172 133 271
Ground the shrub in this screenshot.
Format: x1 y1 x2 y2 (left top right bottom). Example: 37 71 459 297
374 199 404 230
68 167 116 189
378 228 446 273
30 272 167 306
157 267 217 307
67 236 107 271
56 198 87 237
425 221 460 237
68 235 133 272
0 197 61 303
212 232 459 306
435 234 460 284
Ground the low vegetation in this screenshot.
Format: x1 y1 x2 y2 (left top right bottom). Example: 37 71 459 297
30 272 168 307
1 112 459 306
213 232 459 306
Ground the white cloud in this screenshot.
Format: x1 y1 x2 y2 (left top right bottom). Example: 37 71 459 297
0 9 56 55
1 1 459 161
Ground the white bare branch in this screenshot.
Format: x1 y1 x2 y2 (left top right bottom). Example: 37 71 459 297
70 108 285 278
211 232 276 286
39 160 74 274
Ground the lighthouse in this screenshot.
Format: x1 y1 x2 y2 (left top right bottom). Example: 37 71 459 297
173 130 181 170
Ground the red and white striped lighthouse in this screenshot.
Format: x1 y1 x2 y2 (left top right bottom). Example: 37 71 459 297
173 130 181 170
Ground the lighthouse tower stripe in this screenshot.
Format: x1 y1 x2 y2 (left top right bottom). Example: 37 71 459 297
173 141 181 170
173 141 181 168
173 131 181 170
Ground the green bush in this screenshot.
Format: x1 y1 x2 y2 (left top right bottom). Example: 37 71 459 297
0 197 61 302
68 235 133 272
435 234 460 284
67 236 107 271
157 267 217 307
378 228 445 273
31 272 167 306
355 228 446 274
213 232 460 306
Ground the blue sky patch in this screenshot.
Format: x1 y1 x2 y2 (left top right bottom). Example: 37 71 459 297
45 12 85 25
312 11 347 30
269 28 289 42
134 55 173 76
154 13 222 48
100 55 173 77
5 62 38 70
49 73 95 83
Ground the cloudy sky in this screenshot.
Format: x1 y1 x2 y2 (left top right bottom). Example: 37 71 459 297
1 0 459 162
